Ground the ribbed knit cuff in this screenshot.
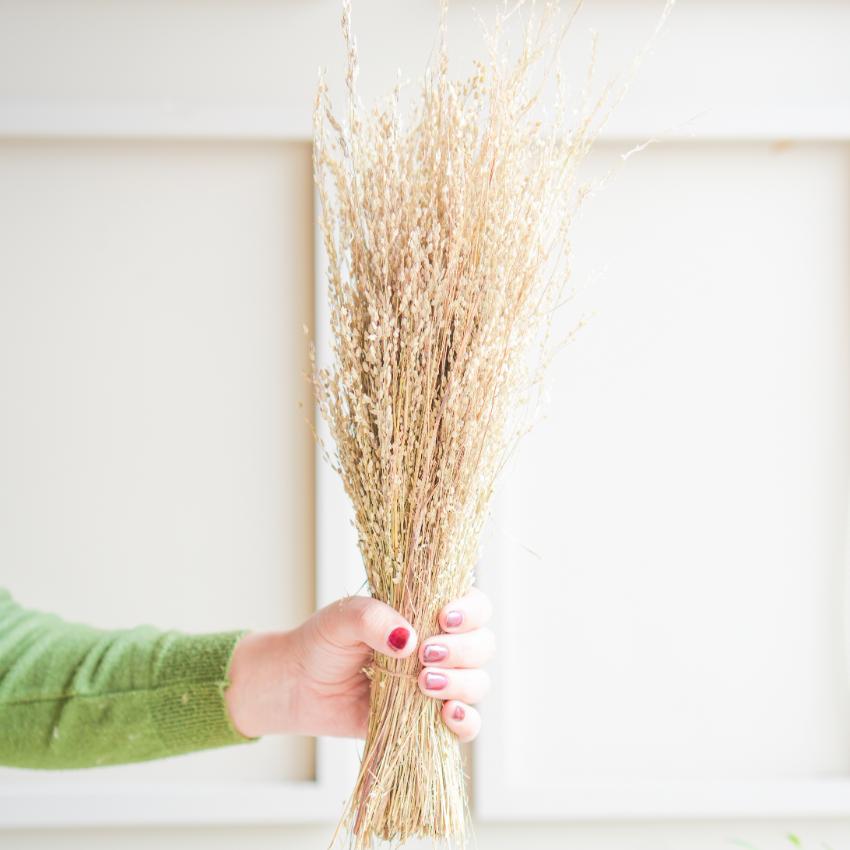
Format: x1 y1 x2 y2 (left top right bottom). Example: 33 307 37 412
149 628 259 756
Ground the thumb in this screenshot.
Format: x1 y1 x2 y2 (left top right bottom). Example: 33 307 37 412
317 595 418 659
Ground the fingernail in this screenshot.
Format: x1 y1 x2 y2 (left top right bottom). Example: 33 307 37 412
425 671 448 690
423 644 448 663
452 704 466 721
387 627 410 651
445 610 463 628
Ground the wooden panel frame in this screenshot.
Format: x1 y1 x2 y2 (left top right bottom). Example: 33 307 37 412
0 127 360 827
472 140 850 822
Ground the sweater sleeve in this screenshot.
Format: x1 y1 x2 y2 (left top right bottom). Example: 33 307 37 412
0 588 259 769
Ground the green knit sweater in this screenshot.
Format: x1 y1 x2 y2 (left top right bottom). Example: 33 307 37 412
0 588 257 769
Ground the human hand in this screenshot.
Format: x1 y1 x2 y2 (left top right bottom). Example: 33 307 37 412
225 587 494 743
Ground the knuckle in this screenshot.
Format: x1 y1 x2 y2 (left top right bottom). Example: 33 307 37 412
355 603 372 628
340 594 367 619
355 599 382 632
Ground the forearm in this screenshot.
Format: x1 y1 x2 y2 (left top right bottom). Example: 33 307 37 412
0 589 257 769
224 629 300 738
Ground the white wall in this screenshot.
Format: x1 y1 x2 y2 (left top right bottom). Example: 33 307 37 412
482 138 850 784
2 2 850 849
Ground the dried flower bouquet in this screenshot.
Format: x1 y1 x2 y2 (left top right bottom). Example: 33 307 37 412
311 0 671 846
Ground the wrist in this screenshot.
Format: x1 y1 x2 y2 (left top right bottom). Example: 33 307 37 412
225 630 299 738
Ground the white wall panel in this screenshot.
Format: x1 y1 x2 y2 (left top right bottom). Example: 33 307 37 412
0 139 316 783
476 139 850 818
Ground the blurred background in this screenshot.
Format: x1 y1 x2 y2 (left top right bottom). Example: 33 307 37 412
1 1 850 848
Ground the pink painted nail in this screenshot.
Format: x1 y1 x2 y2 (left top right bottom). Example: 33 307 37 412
423 644 448 663
387 627 410 651
425 671 448 690
445 610 463 628
452 704 466 721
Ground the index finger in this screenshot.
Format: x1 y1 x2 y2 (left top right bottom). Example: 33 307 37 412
438 586 492 633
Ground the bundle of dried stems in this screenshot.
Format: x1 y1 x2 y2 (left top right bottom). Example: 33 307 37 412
311 0 672 846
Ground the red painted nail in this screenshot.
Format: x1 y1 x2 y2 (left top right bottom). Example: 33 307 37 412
425 671 448 690
445 610 463 628
387 627 410 651
423 644 448 663
452 704 466 721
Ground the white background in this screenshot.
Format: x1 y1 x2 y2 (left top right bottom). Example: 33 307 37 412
2 1 850 848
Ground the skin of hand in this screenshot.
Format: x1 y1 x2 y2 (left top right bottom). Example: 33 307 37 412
225 587 494 743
